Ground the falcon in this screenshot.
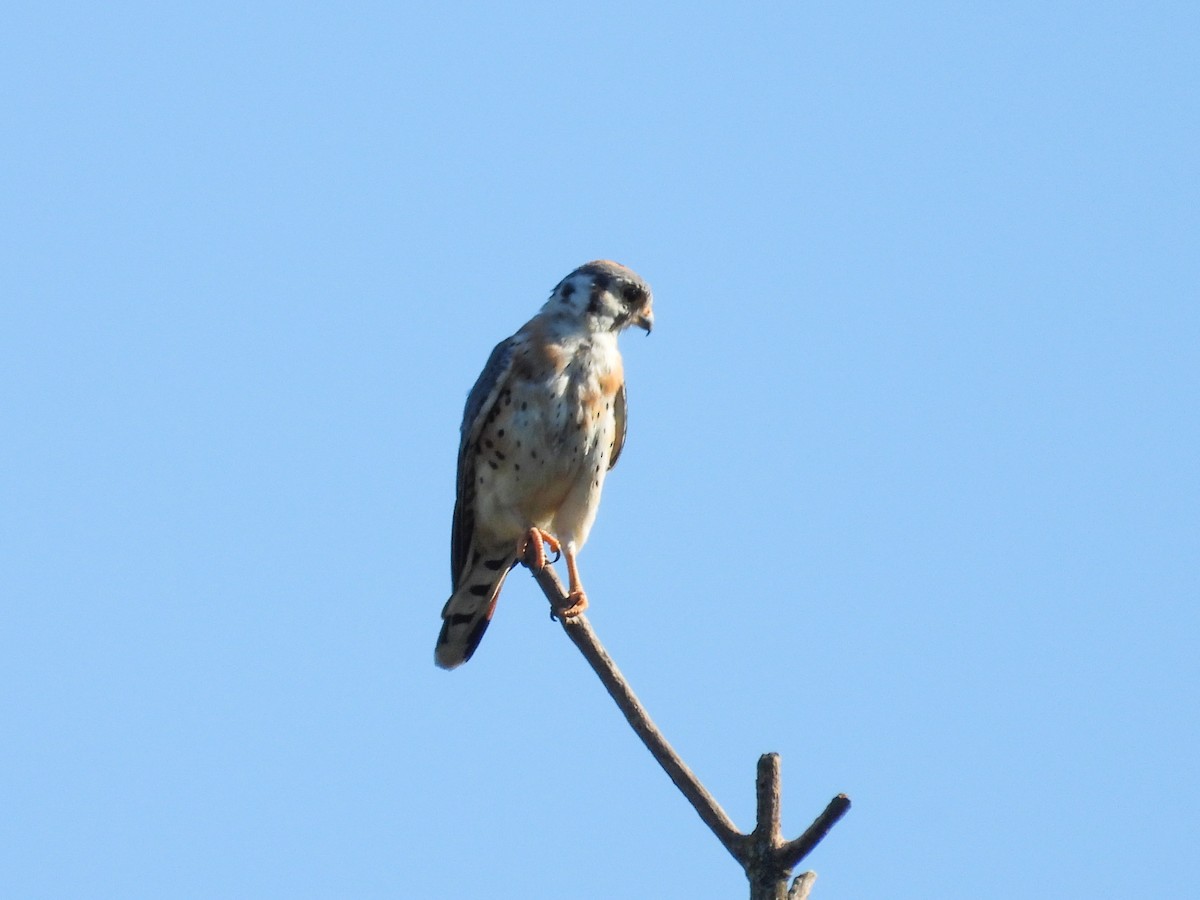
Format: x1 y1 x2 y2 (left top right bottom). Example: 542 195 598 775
435 261 655 669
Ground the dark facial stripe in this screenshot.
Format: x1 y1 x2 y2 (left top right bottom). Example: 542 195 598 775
587 280 606 315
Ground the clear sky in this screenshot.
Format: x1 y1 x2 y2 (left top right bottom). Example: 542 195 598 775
3 3 1197 898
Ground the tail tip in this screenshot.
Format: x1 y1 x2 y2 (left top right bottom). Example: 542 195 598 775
435 644 465 670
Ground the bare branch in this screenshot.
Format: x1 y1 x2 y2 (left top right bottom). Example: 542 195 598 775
778 794 852 871
789 871 818 900
525 560 744 861
521 556 850 895
754 753 784 846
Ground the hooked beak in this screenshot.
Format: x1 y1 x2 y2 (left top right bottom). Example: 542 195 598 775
633 307 654 334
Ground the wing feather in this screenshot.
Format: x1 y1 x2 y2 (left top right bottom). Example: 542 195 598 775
451 337 517 585
609 380 628 470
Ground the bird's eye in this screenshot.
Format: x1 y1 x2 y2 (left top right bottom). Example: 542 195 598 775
621 284 643 305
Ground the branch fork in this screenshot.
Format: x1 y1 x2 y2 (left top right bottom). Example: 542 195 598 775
522 552 850 899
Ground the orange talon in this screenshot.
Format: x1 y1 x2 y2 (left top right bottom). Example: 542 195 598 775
558 589 589 619
517 528 560 571
558 545 589 618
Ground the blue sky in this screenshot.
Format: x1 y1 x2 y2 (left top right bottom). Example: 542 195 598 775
3 2 1197 898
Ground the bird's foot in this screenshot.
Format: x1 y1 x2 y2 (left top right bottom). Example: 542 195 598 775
518 528 561 570
551 545 588 620
556 588 589 620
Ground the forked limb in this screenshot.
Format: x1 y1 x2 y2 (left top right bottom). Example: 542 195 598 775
522 561 850 897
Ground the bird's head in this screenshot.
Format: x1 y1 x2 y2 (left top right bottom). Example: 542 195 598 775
543 260 654 336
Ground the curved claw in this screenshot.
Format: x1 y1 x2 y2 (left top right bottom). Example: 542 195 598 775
539 530 562 560
557 589 588 619
518 528 562 571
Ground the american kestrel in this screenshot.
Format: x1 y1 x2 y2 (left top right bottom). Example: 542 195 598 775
435 261 655 669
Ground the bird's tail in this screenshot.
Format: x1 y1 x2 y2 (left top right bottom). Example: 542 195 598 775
435 552 518 669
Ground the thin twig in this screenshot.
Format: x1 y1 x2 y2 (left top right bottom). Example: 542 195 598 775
777 795 852 870
525 559 744 861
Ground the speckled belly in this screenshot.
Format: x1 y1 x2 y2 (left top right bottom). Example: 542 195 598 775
471 373 614 547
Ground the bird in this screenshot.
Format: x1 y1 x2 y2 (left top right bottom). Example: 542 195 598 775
435 260 654 669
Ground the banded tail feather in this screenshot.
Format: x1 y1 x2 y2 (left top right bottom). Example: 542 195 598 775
435 550 518 669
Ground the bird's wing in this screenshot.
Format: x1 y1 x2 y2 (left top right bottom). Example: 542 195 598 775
451 337 517 585
608 379 627 470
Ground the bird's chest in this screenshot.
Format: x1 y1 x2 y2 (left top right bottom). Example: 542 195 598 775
477 339 621 521
508 353 615 473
